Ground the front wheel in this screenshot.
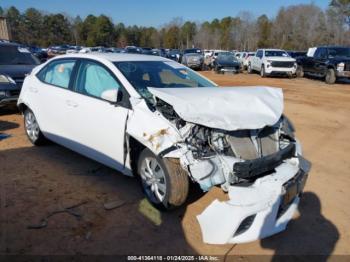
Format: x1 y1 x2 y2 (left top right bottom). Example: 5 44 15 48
296 65 304 77
247 63 253 74
260 65 266 77
137 148 189 210
24 108 47 145
325 68 336 84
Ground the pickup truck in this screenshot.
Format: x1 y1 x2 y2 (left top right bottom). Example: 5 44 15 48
296 46 350 84
248 49 297 77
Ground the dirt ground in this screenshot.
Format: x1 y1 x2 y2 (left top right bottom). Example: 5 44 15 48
1 72 350 258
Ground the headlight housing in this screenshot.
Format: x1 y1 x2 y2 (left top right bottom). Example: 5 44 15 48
337 62 345 72
0 74 16 84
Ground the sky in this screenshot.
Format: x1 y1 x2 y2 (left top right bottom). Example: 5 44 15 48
1 0 330 27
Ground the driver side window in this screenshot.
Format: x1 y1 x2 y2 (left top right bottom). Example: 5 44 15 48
74 60 120 99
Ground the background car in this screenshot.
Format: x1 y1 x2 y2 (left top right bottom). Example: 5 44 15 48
181 53 204 70
0 42 39 108
166 49 181 62
249 49 297 77
213 52 241 74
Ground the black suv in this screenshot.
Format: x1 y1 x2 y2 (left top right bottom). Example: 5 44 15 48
296 46 350 84
0 42 39 107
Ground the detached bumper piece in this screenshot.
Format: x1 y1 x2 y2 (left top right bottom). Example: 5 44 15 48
197 157 311 244
233 143 296 179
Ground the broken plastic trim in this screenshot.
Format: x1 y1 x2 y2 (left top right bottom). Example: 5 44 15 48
233 214 256 237
233 143 296 179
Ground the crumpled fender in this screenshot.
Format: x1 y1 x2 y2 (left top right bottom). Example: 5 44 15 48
126 98 183 155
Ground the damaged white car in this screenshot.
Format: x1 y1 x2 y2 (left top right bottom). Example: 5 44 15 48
18 53 310 244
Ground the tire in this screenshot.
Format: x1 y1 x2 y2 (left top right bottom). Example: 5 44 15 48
325 68 336 84
296 65 304 78
24 108 47 145
137 148 189 210
215 65 220 74
247 63 253 74
260 65 266 77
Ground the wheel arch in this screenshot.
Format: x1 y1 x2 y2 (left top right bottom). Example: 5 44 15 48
17 102 29 114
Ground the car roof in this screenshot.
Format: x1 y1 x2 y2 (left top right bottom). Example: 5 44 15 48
0 42 20 47
260 49 285 51
51 53 170 62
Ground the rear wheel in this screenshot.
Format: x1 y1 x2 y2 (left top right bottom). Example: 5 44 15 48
137 148 189 210
325 68 336 84
24 109 46 145
247 63 253 74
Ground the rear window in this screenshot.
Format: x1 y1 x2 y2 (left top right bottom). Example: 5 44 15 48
0 45 40 65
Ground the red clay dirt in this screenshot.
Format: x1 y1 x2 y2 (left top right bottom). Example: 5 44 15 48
0 72 349 258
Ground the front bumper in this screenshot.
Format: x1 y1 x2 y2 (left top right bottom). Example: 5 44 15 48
187 63 202 69
336 70 350 78
0 90 20 107
218 67 240 73
265 66 296 75
197 156 310 244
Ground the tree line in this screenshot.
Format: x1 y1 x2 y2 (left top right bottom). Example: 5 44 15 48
0 0 349 51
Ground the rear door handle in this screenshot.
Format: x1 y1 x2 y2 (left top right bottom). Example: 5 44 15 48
65 100 78 107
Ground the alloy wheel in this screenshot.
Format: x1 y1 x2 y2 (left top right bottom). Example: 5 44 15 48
25 111 40 142
140 156 167 204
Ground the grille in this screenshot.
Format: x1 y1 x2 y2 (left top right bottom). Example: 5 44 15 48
271 61 294 68
345 63 350 71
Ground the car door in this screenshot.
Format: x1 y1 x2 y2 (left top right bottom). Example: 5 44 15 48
34 59 77 141
64 59 130 171
253 50 263 70
313 48 328 75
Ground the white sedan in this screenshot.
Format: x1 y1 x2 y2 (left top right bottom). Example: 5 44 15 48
18 53 310 244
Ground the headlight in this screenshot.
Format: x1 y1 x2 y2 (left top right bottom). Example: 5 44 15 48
337 62 345 72
294 62 297 68
0 74 16 84
267 60 272 63
0 90 7 96
281 115 295 137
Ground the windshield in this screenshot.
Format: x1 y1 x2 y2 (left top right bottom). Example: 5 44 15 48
169 49 180 54
0 45 40 65
218 53 236 61
114 61 217 101
184 49 202 54
265 50 289 57
328 48 350 58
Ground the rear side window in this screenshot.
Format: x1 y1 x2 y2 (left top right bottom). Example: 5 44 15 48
74 60 120 99
38 60 76 89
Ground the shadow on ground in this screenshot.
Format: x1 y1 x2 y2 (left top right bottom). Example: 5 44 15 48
0 120 19 132
0 144 203 255
261 192 339 260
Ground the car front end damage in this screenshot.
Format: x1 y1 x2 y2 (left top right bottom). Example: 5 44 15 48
126 86 311 244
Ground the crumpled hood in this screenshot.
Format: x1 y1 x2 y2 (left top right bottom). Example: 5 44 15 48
148 86 284 131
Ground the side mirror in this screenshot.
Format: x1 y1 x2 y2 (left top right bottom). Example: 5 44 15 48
101 89 122 104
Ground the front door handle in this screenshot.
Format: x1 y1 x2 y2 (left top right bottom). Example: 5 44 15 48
65 100 78 107
29 86 38 93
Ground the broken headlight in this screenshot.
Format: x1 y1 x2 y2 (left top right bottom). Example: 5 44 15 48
281 115 295 137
